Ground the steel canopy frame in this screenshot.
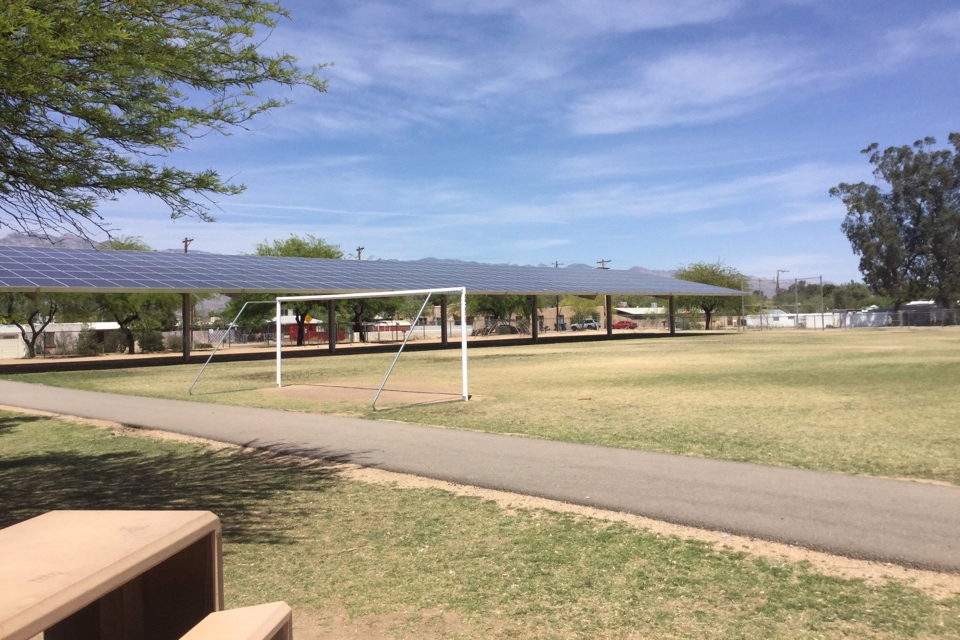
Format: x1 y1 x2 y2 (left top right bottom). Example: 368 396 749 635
274 288 469 404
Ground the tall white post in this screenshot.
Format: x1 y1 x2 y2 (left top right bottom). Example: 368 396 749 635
276 299 282 387
460 288 468 401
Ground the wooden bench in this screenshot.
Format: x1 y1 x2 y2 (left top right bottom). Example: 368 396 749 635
0 511 223 640
179 602 292 640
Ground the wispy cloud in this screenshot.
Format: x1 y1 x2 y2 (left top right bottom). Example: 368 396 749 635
569 40 805 133
884 9 960 63
508 0 742 38
267 0 748 136
513 237 572 251
255 0 958 142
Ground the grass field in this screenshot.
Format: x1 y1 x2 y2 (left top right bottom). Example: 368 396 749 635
8 328 960 485
2 413 958 639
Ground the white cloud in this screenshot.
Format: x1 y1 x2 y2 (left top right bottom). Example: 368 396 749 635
884 9 960 63
680 218 753 236
424 0 741 37
510 0 742 38
266 0 751 137
569 40 804 133
513 237 572 251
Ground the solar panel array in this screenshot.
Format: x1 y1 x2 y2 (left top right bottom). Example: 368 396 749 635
0 247 742 296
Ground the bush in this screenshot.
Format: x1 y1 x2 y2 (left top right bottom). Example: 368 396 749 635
104 330 128 354
136 330 165 353
165 334 183 353
53 332 74 356
75 327 101 356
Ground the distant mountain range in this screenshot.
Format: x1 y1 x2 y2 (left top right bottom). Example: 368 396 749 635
0 232 213 253
0 231 93 249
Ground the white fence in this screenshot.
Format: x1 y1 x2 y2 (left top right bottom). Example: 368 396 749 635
741 308 957 329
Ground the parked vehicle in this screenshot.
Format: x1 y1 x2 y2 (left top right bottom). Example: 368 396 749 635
570 319 600 331
611 320 638 329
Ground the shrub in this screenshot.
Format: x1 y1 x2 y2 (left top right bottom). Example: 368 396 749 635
75 327 101 356
137 330 165 353
104 330 128 354
165 334 184 353
53 332 74 356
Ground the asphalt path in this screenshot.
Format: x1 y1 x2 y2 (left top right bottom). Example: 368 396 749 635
1 379 957 573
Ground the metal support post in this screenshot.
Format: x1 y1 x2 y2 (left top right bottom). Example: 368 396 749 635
181 293 191 361
327 300 336 352
605 295 613 335
440 295 448 346
529 295 539 341
669 296 676 335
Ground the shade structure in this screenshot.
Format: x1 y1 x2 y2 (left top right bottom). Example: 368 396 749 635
0 247 743 297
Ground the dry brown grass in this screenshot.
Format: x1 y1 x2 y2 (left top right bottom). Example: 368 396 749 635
9 327 960 484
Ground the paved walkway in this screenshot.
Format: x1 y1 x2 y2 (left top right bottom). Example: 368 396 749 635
1 380 957 573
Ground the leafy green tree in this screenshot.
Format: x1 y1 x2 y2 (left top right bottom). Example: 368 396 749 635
74 325 101 356
344 296 406 343
99 236 151 251
674 261 744 329
395 296 434 327
254 235 342 260
0 292 60 357
560 295 601 325
831 135 960 310
781 280 822 314
73 237 180 353
822 281 892 311
467 295 532 321
224 235 344 346
0 0 327 240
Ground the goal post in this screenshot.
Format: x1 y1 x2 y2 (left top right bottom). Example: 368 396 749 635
274 287 468 405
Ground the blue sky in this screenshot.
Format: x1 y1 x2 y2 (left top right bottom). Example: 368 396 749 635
102 0 960 284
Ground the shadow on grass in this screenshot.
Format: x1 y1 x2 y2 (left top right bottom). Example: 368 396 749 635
0 412 32 435
0 414 343 544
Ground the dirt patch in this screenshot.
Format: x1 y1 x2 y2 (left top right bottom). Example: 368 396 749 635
264 382 469 409
292 605 504 640
4 404 959 602
342 466 960 600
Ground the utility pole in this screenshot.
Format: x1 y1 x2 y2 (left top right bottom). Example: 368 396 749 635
553 261 563 330
596 259 611 270
775 269 789 310
181 238 193 361
794 278 800 330
819 275 825 331
757 278 764 331
356 246 364 260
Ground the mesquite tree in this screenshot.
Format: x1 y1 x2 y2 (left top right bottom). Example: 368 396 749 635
0 0 327 241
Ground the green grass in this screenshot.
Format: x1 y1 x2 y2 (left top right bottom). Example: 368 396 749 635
8 329 960 485
2 413 958 639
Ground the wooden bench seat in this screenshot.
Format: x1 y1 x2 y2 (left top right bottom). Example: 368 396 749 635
179 602 292 640
0 511 223 640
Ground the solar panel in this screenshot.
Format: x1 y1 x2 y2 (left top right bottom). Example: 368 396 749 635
0 247 743 296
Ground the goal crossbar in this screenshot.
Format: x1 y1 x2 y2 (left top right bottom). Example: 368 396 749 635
275 287 468 406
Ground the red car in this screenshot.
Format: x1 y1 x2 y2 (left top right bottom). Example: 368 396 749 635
611 320 638 329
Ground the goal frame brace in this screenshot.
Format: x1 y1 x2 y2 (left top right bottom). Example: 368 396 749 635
274 288 468 406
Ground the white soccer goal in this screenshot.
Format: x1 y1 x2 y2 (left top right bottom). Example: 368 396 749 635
275 287 468 408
